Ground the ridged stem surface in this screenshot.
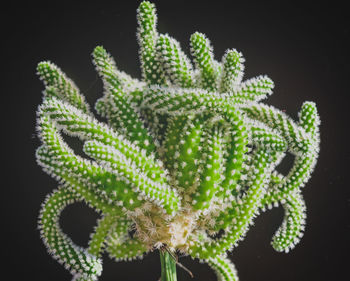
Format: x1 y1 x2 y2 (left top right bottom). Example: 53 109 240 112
160 250 177 281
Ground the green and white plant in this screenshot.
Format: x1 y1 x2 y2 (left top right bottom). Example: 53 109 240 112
35 1 320 280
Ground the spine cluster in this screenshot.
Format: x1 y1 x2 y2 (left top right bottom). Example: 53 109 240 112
35 1 320 281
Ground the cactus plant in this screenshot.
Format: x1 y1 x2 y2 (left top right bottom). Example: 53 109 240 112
35 1 320 280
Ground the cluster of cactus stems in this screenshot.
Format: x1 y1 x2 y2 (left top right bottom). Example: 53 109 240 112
35 1 320 281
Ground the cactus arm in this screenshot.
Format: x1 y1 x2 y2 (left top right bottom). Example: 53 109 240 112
191 124 224 210
36 145 120 214
142 86 249 198
206 255 239 281
248 121 288 152
107 237 148 262
92 46 155 153
190 32 219 91
38 187 102 279
106 220 148 261
239 102 311 154
137 1 165 85
83 140 180 215
189 148 278 259
87 213 122 257
83 140 168 186
92 46 143 92
37 62 91 114
170 114 206 193
270 190 306 252
260 179 308 252
156 34 194 88
232 75 274 102
39 97 165 182
242 102 320 194
220 49 245 93
141 85 245 115
298 101 320 141
36 116 144 211
161 115 188 170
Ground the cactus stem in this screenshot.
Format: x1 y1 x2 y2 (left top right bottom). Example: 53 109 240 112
160 248 178 281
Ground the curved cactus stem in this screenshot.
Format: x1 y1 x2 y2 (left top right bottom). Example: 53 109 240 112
142 86 248 197
100 92 155 153
161 115 188 170
219 113 247 197
36 116 143 211
156 34 194 88
92 46 143 92
247 121 288 152
138 107 169 149
83 140 180 215
206 255 239 281
83 140 168 186
191 124 225 210
239 102 311 154
271 190 306 252
169 114 206 194
298 101 320 140
92 46 155 153
38 97 165 184
141 86 233 115
190 32 219 91
230 75 274 103
220 49 245 93
242 103 320 195
36 145 123 213
259 173 307 252
137 1 165 85
106 222 148 261
72 215 129 281
280 150 319 193
189 148 278 259
259 171 285 209
37 62 91 114
38 187 102 279
107 236 148 262
88 213 122 257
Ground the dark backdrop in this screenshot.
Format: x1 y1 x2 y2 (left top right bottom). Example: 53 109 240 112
3 1 349 280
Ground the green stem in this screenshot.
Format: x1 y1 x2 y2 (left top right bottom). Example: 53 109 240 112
160 249 177 281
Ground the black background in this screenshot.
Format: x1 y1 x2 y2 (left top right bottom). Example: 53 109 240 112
3 1 349 280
